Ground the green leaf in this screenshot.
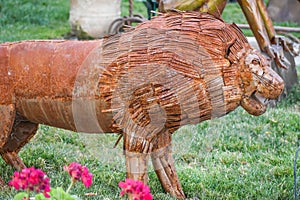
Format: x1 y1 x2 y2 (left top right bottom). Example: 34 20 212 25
14 192 28 200
35 193 53 200
50 187 77 200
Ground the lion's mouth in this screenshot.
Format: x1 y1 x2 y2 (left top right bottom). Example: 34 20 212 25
241 91 269 116
250 91 269 106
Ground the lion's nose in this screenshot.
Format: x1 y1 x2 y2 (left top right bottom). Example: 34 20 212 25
258 68 284 99
266 70 284 99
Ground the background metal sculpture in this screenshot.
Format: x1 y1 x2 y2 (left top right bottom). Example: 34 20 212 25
108 0 146 35
0 11 284 199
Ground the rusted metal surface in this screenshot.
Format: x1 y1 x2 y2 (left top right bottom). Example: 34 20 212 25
257 0 276 41
237 0 270 52
0 11 284 198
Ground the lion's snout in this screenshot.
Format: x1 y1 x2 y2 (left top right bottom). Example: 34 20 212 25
258 67 284 100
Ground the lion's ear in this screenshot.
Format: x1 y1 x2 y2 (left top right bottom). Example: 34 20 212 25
225 38 237 58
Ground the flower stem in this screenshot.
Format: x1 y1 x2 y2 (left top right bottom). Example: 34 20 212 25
27 189 30 200
66 178 75 194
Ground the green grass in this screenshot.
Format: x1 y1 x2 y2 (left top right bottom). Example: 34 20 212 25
0 0 69 42
0 0 300 199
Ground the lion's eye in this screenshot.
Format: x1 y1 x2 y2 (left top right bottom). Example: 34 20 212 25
251 59 260 65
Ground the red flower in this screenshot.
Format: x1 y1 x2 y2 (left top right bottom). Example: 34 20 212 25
119 179 153 200
64 162 93 187
9 167 51 198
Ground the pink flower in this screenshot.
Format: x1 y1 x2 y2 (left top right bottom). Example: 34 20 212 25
64 162 93 188
81 167 93 187
9 167 51 198
119 179 153 200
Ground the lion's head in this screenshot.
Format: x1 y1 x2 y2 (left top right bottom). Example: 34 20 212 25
239 49 284 116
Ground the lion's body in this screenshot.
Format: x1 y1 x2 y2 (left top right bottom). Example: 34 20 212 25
0 12 283 198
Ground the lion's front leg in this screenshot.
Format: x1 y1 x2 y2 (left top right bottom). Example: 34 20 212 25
123 132 151 200
125 150 150 183
151 144 185 199
151 130 186 199
123 132 151 183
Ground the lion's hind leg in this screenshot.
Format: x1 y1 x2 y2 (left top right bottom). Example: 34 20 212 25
0 114 38 171
0 104 16 185
0 104 39 186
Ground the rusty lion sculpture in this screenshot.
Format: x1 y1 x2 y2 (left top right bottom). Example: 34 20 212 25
0 11 283 198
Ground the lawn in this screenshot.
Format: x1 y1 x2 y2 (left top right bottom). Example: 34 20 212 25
0 0 300 199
